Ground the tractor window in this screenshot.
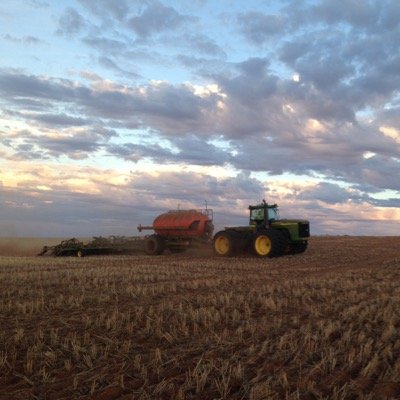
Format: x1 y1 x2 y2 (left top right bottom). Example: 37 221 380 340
250 208 264 221
268 207 279 221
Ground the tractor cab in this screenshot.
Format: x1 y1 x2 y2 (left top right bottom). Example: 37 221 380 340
249 201 279 229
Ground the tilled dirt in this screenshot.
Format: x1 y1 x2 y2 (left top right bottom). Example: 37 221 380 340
0 236 400 400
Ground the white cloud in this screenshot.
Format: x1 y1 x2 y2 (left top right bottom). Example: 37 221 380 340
380 126 400 143
1 1 400 235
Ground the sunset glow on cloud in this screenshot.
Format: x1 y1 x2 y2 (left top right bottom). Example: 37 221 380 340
0 0 399 236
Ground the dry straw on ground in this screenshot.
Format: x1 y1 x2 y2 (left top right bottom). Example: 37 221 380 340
1 236 400 399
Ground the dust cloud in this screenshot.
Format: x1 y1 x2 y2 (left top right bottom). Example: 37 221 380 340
0 238 63 256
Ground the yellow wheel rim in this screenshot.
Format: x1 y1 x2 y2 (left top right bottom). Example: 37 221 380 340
254 235 271 256
215 236 230 255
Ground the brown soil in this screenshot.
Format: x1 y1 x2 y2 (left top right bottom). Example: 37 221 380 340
0 236 399 399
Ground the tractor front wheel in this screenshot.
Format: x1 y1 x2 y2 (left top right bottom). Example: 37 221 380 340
253 229 287 257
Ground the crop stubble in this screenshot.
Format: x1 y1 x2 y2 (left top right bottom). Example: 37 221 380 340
0 236 400 399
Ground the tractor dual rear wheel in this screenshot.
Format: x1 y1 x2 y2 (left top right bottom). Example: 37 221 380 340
213 230 242 257
253 229 287 257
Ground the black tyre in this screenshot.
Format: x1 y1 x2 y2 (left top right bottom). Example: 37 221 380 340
253 229 287 257
145 234 165 255
213 230 241 257
77 249 85 258
290 241 308 254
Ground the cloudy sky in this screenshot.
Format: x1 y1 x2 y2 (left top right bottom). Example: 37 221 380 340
1 0 400 237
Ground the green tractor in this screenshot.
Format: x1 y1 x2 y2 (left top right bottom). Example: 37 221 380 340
213 200 310 257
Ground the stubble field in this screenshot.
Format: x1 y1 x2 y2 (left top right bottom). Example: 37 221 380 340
0 236 400 400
